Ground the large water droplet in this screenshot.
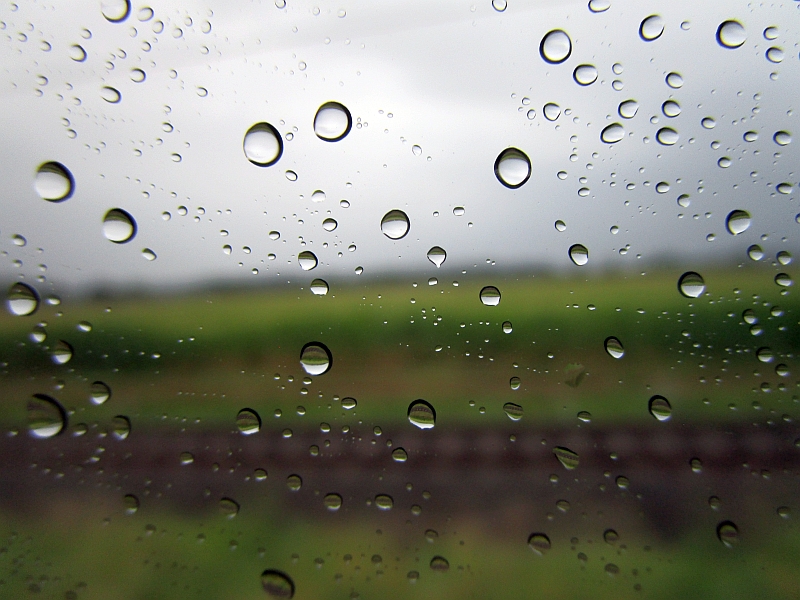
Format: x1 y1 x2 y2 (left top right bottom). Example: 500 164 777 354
656 127 679 145
88 381 111 406
540 29 572 64
408 399 436 429
588 0 610 13
479 286 501 306
427 246 446 268
775 273 793 287
392 447 408 462
35 162 74 202
503 402 523 421
103 209 137 243
666 72 683 88
528 533 551 555
543 103 561 121
380 210 410 239
662 100 681 117
310 279 329 295
28 394 67 439
375 494 394 510
639 15 664 41
7 283 39 316
678 271 705 298
568 244 589 266
323 493 342 511
601 123 624 144
111 415 131 439
322 218 337 231
747 245 764 261
766 47 784 63
573 64 598 86
51 340 74 364
100 86 122 103
491 0 507 12
604 336 624 358
773 131 792 146
237 408 261 435
341 397 357 410
243 123 283 167
648 395 672 421
101 0 131 22
616 100 639 120
313 101 352 142
429 556 449 571
69 44 87 62
261 569 295 598
725 210 751 235
286 474 302 491
553 446 579 470
300 342 332 376
717 521 739 547
717 20 746 49
298 251 318 271
494 148 531 188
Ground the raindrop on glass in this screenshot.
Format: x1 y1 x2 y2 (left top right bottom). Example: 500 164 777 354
298 251 318 271
392 447 408 462
69 44 87 62
527 533 551 555
35 162 74 202
111 415 131 440
427 246 446 268
775 273 793 288
725 210 751 235
324 493 342 511
300 342 332 376
314 101 352 142
717 521 739 547
430 556 449 571
101 0 131 23
28 394 67 438
553 446 579 470
716 20 746 49
604 336 624 358
573 64 598 86
51 340 73 364
123 494 139 515
747 245 764 261
543 103 561 121
666 72 683 88
103 209 137 243
662 100 681 117
322 218 337 231
479 286 501 306
569 244 589 266
310 279 329 295
540 29 572 64
236 408 261 435
656 127 679 145
601 123 624 143
502 321 513 333
243 123 282 167
100 86 122 103
774 131 792 146
639 15 664 41
375 494 394 510
381 210 410 239
678 272 705 298
648 395 672 421
7 283 39 316
494 148 531 188
90 381 111 405
341 397 357 410
618 100 639 119
261 570 295 598
408 399 436 429
503 402 523 421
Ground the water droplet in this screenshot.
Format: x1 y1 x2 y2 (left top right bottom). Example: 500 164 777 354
509 376 521 390
494 148 531 188
573 64 598 86
429 556 449 571
412 144 422 156
69 44 86 62
491 0 507 11
639 15 664 41
102 0 131 22
775 273 793 287
543 103 561 121
717 20 746 49
554 220 567 232
577 411 592 422
777 182 793 195
7 283 39 316
666 72 683 88
777 250 792 265
648 395 672 421
380 210 410 239
322 218 337 231
51 340 73 364
777 506 791 519
141 248 156 261
310 279 329 295
300 342 332 376
408 399 436 429
341 397 357 410
427 246 446 267
656 127 679 145
453 206 465 216
601 123 624 143
314 101 352 141
479 286 501 306
285 474 302 492
774 131 792 146
28 394 66 438
179 452 194 465
103 209 137 243
604 336 624 358
717 520 739 547
588 0 610 13
690 457 703 473
502 321 513 333
662 100 681 117
678 272 705 297
725 210 751 235
100 86 121 103
615 100 639 121
243 123 282 167
702 117 716 129
111 415 131 439
261 569 295 598
123 494 139 515
298 251 318 271
237 408 261 435
747 245 764 261
553 446 579 470
391 447 409 463
568 244 589 266
129 68 146 83
503 402 523 421
324 493 342 511
527 533 551 555
603 529 619 544
90 381 111 405
35 162 74 202
285 170 297 181
540 29 572 64
375 494 394 510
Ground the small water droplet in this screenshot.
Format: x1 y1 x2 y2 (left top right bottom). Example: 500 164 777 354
589 0 610 12
503 402 523 421
553 446 579 470
179 452 194 465
601 123 624 143
408 399 436 429
35 162 74 202
777 182 793 195
639 15 664 41
90 381 111 405
285 170 297 181
7 283 39 316
702 117 716 129
777 506 791 519
101 0 131 23
237 408 261 435
717 520 739 547
111 415 131 439
543 103 561 121
479 286 501 306
392 447 408 462
314 101 352 141
103 209 137 243
527 533 551 555
100 86 121 103
617 99 639 119
656 127 679 145
310 279 329 295
648 395 672 421
678 271 705 297
747 245 764 261
123 494 139 515
427 246 446 267
604 336 624 358
261 569 295 598
322 218 337 231
412 144 422 156
492 0 507 12
323 493 342 511
69 44 87 62
577 411 592 422
429 556 449 571
775 273 793 287
509 376 521 390
774 131 792 146
28 394 67 438
375 494 394 510
494 148 531 188
717 20 746 49
243 123 282 167
666 72 683 88
725 210 751 235
662 100 681 117
286 474 302 491
502 321 513 333
51 340 73 364
777 251 792 265
298 251 318 271
540 29 572 64
300 342 332 376
573 64 598 86
381 210 410 239
568 244 589 266
690 457 703 473
554 220 567 232
141 248 156 261
341 397 357 410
